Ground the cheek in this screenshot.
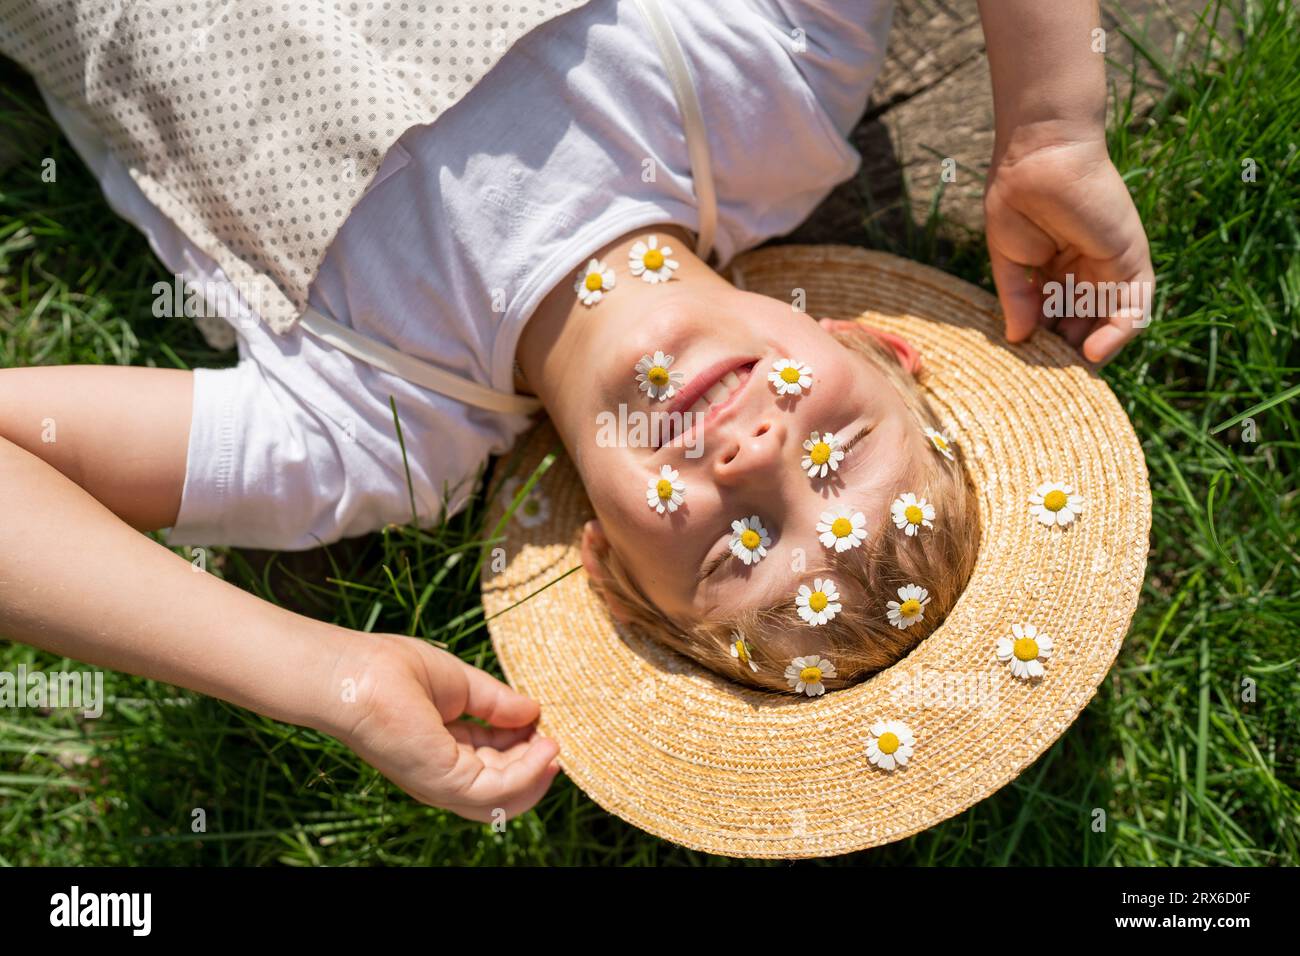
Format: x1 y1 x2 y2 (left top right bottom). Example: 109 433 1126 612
810 346 861 392
594 488 677 555
798 365 865 425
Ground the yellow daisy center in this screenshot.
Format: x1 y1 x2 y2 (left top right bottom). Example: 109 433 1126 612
642 248 665 270
1043 489 1068 512
734 641 749 663
799 665 823 684
584 272 603 291
808 590 828 612
831 517 853 538
899 598 921 617
877 732 900 755
647 365 670 387
1013 637 1040 661
932 434 949 450
740 529 761 550
779 366 802 384
904 504 924 524
655 479 674 500
809 441 831 465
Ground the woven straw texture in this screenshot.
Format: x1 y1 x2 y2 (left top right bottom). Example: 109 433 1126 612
482 245 1151 858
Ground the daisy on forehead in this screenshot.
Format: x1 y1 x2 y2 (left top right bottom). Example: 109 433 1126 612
519 224 980 695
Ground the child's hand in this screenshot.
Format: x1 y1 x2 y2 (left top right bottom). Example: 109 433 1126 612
984 131 1155 365
324 632 561 822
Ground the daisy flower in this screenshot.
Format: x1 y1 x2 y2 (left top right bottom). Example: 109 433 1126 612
996 623 1053 679
800 431 844 479
785 654 837 697
768 358 813 397
816 506 867 553
645 465 685 514
575 258 615 306
886 583 930 629
501 477 550 529
795 578 842 627
1028 481 1084 527
730 635 759 673
890 492 935 536
729 515 771 565
634 350 685 402
866 720 915 771
628 235 679 284
924 425 956 461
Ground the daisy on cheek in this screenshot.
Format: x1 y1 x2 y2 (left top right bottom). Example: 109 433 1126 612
800 430 844 480
729 515 771 565
634 350 685 402
768 358 813 397
646 465 685 514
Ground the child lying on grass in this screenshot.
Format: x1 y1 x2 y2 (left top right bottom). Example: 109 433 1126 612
0 0 1153 820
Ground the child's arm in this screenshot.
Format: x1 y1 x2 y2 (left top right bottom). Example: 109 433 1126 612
0 366 559 819
977 0 1156 364
0 365 192 529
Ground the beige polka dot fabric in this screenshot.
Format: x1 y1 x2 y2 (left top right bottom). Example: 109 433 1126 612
1 0 591 332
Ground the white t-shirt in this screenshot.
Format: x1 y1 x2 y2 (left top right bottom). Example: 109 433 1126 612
44 0 892 550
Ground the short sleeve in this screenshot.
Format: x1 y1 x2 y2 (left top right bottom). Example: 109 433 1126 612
165 356 429 551
754 0 894 137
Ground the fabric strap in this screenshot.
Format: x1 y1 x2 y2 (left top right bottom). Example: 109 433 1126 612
298 306 545 416
298 0 717 414
633 0 718 263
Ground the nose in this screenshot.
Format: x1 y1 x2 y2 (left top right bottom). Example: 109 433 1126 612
712 417 787 486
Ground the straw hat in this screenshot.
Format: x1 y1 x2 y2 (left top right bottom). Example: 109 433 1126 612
481 245 1150 859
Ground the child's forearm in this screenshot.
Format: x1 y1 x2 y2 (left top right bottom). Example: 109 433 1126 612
977 0 1107 154
0 434 347 732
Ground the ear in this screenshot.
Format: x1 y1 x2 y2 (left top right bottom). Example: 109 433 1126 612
818 317 923 376
579 519 636 626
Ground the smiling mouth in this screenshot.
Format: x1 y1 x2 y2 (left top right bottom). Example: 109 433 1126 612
654 358 758 448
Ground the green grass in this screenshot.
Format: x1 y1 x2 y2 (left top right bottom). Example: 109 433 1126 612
2 0 1297 865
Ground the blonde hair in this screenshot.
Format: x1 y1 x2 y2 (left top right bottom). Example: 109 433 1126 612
591 329 981 692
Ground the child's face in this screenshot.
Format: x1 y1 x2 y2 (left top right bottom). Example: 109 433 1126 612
569 281 929 624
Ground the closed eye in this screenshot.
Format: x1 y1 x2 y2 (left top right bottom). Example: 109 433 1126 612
697 544 730 583
839 422 872 455
696 422 872 585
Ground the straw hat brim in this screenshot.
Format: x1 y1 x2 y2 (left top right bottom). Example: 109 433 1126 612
482 245 1150 859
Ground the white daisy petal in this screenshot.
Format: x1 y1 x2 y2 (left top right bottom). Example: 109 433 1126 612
628 234 679 284
729 515 771 565
924 426 957 461
890 492 936 537
575 258 616 307
867 720 914 772
799 431 845 480
785 654 835 695
794 578 842 627
730 636 759 673
502 477 551 528
885 583 930 629
634 350 686 402
1029 481 1085 528
645 465 686 514
768 359 814 397
998 623 1052 679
